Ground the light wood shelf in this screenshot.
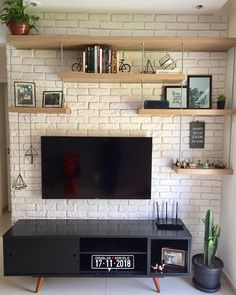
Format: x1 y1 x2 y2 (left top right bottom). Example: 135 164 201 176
138 108 236 116
8 35 236 52
58 72 185 83
172 165 233 175
8 107 71 114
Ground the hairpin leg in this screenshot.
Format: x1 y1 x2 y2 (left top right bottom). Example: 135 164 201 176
35 277 44 293
153 276 161 293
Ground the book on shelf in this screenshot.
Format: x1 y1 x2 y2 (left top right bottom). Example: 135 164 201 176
111 49 117 73
99 48 102 74
90 46 95 73
82 51 86 73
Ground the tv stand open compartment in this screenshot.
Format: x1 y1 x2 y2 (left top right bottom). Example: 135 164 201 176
80 237 148 274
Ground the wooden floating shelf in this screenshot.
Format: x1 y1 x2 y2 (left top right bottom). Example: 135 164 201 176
58 72 185 83
172 165 233 175
138 108 236 116
8 35 236 52
8 107 71 114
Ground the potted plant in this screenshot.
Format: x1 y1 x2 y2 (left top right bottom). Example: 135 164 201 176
217 95 227 109
192 210 223 293
0 0 39 35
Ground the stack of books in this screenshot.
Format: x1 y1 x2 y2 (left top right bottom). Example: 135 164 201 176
83 45 118 73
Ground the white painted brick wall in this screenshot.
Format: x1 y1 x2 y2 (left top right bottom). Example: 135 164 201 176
7 11 229 253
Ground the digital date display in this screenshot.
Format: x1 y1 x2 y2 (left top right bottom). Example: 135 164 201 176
91 255 134 270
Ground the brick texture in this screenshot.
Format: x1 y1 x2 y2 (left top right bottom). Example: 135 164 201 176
7 11 229 253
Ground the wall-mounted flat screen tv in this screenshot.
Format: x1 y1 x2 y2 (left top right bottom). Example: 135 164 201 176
41 136 152 199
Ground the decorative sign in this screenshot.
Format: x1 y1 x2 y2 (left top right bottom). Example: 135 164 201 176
189 121 205 148
91 255 134 270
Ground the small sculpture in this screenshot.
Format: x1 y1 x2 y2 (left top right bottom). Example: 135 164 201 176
151 260 165 272
72 57 83 71
119 58 131 72
143 59 155 74
175 159 181 167
159 53 176 70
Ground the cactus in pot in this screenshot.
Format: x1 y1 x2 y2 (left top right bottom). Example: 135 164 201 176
192 209 223 293
203 209 221 266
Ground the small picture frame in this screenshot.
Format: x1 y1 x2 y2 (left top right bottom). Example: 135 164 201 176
164 86 187 108
42 91 63 108
14 81 36 107
187 75 212 109
161 248 185 267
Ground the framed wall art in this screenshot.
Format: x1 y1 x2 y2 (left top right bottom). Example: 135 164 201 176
42 91 63 108
14 82 36 107
161 247 186 267
187 75 212 109
164 86 187 108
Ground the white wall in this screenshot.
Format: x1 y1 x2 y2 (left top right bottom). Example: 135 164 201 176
0 0 7 44
229 0 236 37
0 47 7 82
7 12 228 254
0 25 6 44
0 83 8 212
220 0 236 290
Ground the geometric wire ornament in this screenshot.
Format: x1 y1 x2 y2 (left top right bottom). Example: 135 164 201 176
25 113 38 164
13 113 27 190
12 173 27 190
143 59 155 74
159 53 177 70
25 144 38 164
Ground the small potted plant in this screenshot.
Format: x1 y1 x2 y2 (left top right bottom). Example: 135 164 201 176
217 94 227 109
192 210 223 293
0 0 39 35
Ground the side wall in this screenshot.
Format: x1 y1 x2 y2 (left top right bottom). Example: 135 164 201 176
8 12 229 253
0 83 8 211
220 0 236 290
0 0 7 45
0 47 7 82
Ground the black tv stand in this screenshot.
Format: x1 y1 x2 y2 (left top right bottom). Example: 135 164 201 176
3 219 191 293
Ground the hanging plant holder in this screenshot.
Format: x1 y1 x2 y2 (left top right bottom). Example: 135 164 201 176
24 113 38 164
13 113 27 190
25 144 38 164
12 173 27 190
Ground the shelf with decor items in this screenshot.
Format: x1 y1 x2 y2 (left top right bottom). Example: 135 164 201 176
171 165 233 176
8 35 236 86
58 72 185 83
137 108 236 116
8 35 236 51
8 107 71 114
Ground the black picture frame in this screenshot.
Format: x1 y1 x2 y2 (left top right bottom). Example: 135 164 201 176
187 75 212 109
42 91 63 108
164 86 187 109
14 81 36 107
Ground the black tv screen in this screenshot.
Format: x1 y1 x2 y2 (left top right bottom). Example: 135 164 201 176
41 136 152 199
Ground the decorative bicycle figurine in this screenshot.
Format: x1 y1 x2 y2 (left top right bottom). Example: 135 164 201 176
71 57 83 72
119 58 131 72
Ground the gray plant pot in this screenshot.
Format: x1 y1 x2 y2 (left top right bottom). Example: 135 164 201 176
192 254 224 293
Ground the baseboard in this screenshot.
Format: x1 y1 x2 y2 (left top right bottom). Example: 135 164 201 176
222 271 236 294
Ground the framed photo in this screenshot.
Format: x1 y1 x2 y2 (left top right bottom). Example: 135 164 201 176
164 86 187 108
161 248 185 267
42 91 63 108
14 82 36 107
187 75 212 109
